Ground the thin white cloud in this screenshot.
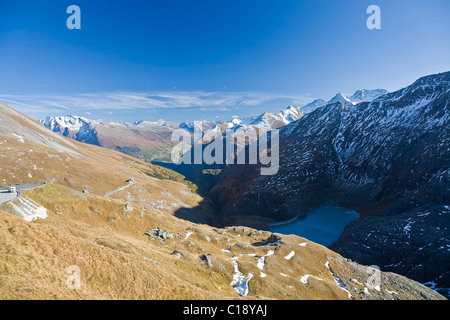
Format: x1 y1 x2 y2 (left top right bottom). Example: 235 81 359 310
0 91 313 118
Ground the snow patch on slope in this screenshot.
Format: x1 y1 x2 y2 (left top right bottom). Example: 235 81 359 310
230 261 253 296
10 197 47 222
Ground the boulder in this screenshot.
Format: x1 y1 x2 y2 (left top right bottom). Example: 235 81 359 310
200 254 213 268
252 234 282 247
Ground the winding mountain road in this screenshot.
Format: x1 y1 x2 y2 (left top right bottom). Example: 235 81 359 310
0 183 46 206
0 189 17 206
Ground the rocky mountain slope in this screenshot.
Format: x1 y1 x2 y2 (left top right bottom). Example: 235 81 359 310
208 71 450 297
0 101 444 300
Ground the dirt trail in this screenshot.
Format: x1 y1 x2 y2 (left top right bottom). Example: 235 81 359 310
104 180 135 197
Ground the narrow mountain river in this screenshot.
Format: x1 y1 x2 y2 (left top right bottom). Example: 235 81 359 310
271 205 359 247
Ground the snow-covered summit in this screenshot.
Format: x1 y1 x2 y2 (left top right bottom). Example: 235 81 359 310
41 115 100 145
300 89 389 114
300 99 328 114
328 92 356 106
227 105 304 132
349 89 388 103
41 115 97 132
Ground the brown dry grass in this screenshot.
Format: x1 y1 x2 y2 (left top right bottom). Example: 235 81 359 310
0 180 354 300
0 212 217 300
1 182 443 300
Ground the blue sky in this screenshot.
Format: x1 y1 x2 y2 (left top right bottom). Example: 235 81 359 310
0 0 449 123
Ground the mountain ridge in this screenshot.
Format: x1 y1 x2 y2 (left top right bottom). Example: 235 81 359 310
40 87 388 162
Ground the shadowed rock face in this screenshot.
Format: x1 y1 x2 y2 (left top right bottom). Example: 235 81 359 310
208 72 450 295
252 234 282 247
330 205 450 298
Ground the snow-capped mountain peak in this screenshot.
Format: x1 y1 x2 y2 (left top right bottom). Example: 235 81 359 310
42 115 97 132
300 99 328 114
300 89 389 114
227 105 304 131
41 115 100 145
279 105 303 123
328 92 356 106
349 89 388 103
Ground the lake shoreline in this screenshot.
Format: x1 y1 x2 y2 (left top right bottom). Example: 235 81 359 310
268 215 300 228
270 205 360 247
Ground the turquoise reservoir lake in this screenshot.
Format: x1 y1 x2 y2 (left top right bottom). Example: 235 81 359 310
271 206 360 247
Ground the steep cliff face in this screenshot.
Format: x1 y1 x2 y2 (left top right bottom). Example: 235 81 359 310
208 72 450 295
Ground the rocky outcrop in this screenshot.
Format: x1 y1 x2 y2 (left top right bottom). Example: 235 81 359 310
252 234 283 247
145 227 174 240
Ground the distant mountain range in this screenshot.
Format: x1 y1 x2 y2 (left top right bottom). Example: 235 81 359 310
41 116 179 162
41 88 388 161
